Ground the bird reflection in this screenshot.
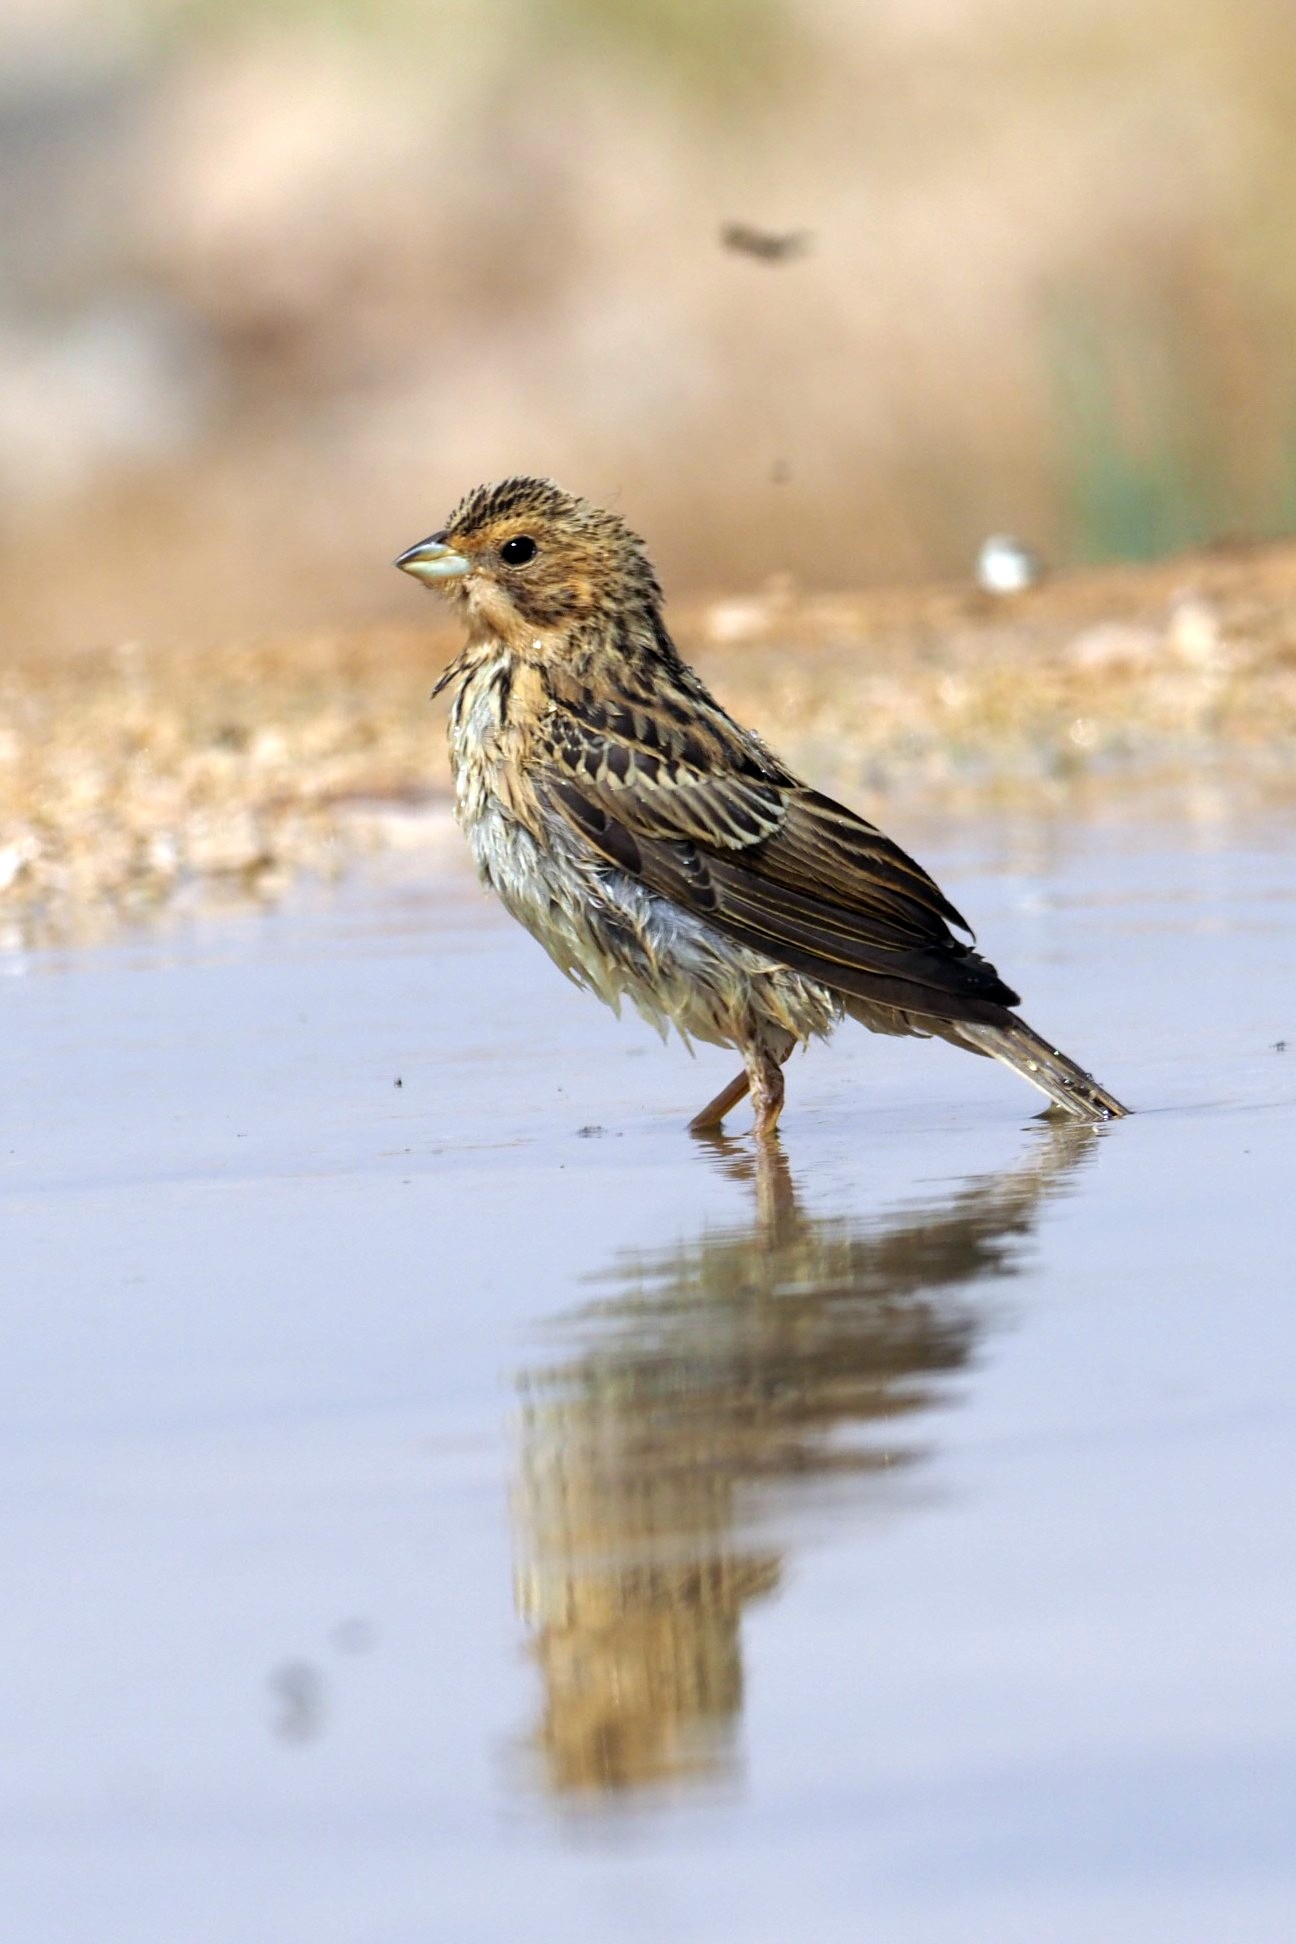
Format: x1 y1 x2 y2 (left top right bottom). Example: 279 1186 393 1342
512 1127 1098 1799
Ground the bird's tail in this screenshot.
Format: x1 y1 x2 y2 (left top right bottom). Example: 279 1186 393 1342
954 1017 1129 1123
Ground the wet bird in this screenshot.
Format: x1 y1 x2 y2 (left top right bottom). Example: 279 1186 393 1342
396 479 1127 1137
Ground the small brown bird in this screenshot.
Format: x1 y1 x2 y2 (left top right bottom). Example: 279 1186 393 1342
396 479 1127 1137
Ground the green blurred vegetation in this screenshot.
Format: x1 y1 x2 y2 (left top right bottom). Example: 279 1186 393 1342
1049 285 1296 562
1050 301 1224 562
528 0 807 113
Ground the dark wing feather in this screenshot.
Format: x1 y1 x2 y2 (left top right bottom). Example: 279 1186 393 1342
538 685 1020 1023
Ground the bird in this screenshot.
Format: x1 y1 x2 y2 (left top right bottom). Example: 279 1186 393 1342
396 478 1127 1138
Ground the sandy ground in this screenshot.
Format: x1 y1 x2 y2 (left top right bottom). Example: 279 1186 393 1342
4 537 1296 946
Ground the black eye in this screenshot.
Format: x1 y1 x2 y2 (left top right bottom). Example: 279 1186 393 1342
500 534 537 566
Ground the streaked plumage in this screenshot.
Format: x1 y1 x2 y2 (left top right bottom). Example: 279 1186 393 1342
396 478 1128 1136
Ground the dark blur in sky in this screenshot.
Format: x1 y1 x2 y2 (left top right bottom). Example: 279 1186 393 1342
4 0 1296 647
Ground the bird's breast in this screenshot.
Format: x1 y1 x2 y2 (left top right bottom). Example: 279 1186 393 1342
447 646 546 842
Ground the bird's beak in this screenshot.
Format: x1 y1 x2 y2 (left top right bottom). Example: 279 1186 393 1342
394 535 471 582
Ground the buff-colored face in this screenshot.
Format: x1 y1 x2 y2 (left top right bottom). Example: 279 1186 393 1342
395 476 662 646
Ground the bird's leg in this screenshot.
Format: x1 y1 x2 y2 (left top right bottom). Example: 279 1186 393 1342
748 1044 786 1143
688 1033 795 1138
688 1069 751 1134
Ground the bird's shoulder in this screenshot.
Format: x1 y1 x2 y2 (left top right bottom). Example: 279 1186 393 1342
532 645 974 946
535 647 790 848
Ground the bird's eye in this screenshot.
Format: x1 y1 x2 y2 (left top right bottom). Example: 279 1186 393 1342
500 535 538 566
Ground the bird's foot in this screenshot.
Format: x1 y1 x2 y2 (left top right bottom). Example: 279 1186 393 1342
749 1050 786 1142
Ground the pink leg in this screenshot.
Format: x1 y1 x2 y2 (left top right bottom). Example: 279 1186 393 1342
688 1068 751 1134
748 1044 786 1142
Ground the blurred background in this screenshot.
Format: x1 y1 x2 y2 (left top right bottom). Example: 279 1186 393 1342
4 0 1296 649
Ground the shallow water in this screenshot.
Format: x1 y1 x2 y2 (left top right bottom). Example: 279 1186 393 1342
2 817 1294 1943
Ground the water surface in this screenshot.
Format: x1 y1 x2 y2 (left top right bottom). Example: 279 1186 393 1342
2 819 1294 1942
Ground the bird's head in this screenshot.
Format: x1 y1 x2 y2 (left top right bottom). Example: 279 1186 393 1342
395 477 663 651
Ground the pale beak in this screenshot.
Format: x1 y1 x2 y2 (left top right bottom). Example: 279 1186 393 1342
394 534 471 582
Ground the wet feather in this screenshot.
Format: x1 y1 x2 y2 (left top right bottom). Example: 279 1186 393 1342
399 477 1128 1133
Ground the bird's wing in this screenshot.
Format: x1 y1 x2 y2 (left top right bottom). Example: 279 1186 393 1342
535 682 1019 1019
